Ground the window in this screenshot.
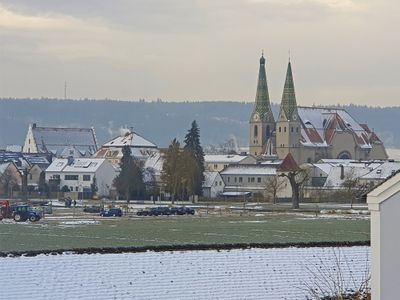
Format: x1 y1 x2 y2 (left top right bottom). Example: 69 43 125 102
254 125 258 137
239 177 243 183
284 127 287 133
83 175 91 181
279 127 281 132
251 177 255 183
28 139 30 144
296 127 299 133
219 181 222 186
75 186 79 192
215 181 218 186
65 175 79 180
227 177 230 183
234 177 237 183
214 164 218 169
291 126 293 133
257 177 261 183
248 178 250 183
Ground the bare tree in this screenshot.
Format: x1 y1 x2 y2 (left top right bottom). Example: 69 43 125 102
264 175 285 204
0 167 19 198
342 168 370 209
278 154 310 209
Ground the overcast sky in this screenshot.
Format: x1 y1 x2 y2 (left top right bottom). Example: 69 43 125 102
0 0 398 106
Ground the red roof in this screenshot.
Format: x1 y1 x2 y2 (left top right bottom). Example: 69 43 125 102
278 153 300 172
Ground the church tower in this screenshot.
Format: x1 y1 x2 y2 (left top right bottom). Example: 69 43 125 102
249 54 275 156
275 61 301 162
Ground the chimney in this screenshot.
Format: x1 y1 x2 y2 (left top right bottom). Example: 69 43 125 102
67 156 74 166
340 164 345 180
32 123 37 129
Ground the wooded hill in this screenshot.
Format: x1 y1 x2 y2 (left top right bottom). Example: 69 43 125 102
0 98 398 149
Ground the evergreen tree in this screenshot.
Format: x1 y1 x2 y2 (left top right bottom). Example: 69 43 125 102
113 145 145 201
91 176 98 196
183 120 205 195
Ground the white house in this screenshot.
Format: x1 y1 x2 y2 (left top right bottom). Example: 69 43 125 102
46 158 117 197
94 129 158 165
220 164 291 199
367 171 400 300
202 171 225 198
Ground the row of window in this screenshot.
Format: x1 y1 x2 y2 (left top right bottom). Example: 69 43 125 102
227 177 262 183
278 126 299 133
64 174 91 181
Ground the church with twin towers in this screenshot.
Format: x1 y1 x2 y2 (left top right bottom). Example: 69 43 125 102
249 54 388 164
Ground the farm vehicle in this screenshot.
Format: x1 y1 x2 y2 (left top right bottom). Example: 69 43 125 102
0 201 42 222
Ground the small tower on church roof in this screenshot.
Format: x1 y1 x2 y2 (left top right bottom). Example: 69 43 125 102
279 61 298 121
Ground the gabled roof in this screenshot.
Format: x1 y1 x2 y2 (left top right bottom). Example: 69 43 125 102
203 171 222 188
298 107 383 149
31 125 98 156
103 130 157 149
277 153 300 172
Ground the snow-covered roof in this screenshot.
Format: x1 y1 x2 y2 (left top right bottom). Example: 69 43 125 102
361 162 400 180
221 165 276 176
324 165 372 187
5 145 22 152
0 162 11 174
298 107 382 149
0 246 370 300
203 171 221 187
95 147 159 162
103 130 157 148
46 158 106 173
204 155 248 164
31 125 98 156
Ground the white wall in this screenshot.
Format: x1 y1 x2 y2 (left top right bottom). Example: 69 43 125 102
379 192 400 299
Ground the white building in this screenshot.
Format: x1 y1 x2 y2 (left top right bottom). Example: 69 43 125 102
220 164 291 199
202 171 225 198
46 158 117 197
95 129 158 165
367 171 400 300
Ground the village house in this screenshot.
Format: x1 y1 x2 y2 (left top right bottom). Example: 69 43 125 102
0 162 22 197
220 164 291 200
94 129 158 165
22 123 98 158
202 171 225 198
45 157 117 198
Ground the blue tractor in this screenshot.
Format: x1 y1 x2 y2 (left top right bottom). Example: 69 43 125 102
1 202 41 222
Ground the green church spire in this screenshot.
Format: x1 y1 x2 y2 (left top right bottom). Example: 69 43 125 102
251 54 274 123
280 61 298 120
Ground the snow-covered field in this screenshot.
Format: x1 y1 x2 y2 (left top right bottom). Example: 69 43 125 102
0 246 370 300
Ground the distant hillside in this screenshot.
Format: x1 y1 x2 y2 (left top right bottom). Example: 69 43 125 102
0 98 399 149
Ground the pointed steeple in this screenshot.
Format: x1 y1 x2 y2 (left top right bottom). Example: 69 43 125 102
280 61 298 121
251 54 274 122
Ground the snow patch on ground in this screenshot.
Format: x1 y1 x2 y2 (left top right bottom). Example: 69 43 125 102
0 246 370 300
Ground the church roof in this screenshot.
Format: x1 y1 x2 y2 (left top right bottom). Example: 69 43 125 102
279 61 298 121
31 125 98 156
298 107 383 149
251 55 274 123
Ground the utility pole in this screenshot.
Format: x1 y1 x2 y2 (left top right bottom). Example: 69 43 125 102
64 81 67 100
